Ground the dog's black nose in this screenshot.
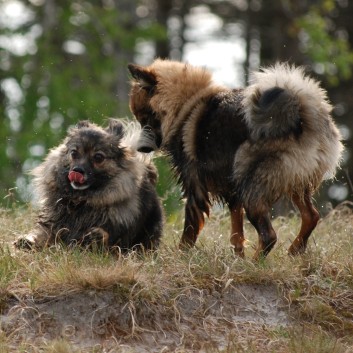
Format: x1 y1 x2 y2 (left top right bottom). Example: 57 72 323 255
72 166 85 174
137 146 156 153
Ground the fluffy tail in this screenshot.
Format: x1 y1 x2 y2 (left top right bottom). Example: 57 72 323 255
240 63 344 183
242 63 333 140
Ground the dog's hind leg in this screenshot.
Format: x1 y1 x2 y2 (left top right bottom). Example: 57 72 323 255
245 203 277 260
180 194 210 249
288 191 320 256
229 203 245 258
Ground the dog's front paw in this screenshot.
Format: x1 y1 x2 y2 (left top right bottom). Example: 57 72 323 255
14 236 35 251
80 227 110 250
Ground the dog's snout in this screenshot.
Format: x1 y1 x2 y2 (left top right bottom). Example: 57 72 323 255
137 127 159 153
72 166 85 174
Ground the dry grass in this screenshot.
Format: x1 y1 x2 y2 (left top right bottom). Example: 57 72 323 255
0 203 353 352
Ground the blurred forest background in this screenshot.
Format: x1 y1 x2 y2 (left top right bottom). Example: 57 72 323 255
0 0 353 217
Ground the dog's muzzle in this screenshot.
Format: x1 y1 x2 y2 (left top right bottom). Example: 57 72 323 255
68 166 90 190
137 127 160 153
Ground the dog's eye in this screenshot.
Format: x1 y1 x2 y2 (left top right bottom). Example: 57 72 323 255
70 150 79 159
93 153 105 164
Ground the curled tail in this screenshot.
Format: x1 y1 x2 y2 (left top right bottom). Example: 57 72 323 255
242 63 333 141
238 63 343 188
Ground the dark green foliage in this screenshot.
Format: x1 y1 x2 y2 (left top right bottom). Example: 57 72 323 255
295 3 353 85
1 0 353 213
0 0 166 205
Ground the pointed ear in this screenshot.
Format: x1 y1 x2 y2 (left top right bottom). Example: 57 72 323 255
76 120 91 129
106 118 124 138
67 120 91 135
128 63 157 93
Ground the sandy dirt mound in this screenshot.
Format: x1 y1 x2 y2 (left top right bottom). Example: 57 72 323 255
1 283 289 352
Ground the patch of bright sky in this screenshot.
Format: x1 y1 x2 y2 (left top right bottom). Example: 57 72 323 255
135 5 246 87
0 0 34 30
0 1 41 56
183 5 246 87
62 40 86 55
1 77 23 132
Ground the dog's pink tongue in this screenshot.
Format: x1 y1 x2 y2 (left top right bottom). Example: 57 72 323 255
68 171 85 184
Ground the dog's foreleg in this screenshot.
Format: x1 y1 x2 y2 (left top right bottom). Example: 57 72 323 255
288 191 320 256
14 227 52 250
80 227 110 250
246 203 277 260
229 203 245 258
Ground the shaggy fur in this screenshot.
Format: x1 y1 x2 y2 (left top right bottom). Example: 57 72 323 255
128 59 343 259
15 119 163 251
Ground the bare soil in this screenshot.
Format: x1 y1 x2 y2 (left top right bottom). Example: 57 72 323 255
1 283 289 352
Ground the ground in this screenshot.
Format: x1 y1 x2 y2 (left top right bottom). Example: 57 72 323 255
1 203 353 352
2 283 289 352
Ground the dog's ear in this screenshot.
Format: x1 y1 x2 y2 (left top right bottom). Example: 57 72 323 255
76 120 91 129
106 118 124 138
128 63 157 93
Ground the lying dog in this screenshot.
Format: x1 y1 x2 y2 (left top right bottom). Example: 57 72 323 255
15 119 163 251
128 60 343 259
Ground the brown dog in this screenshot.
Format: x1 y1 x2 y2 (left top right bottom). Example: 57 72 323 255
15 119 163 251
128 60 343 259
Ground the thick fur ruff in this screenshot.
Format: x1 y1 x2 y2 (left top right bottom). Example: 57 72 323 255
15 119 163 251
128 59 343 259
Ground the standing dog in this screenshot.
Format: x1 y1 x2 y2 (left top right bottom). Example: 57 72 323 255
15 119 163 251
128 60 343 259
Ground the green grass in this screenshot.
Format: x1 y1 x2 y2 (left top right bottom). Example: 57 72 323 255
1 204 353 352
